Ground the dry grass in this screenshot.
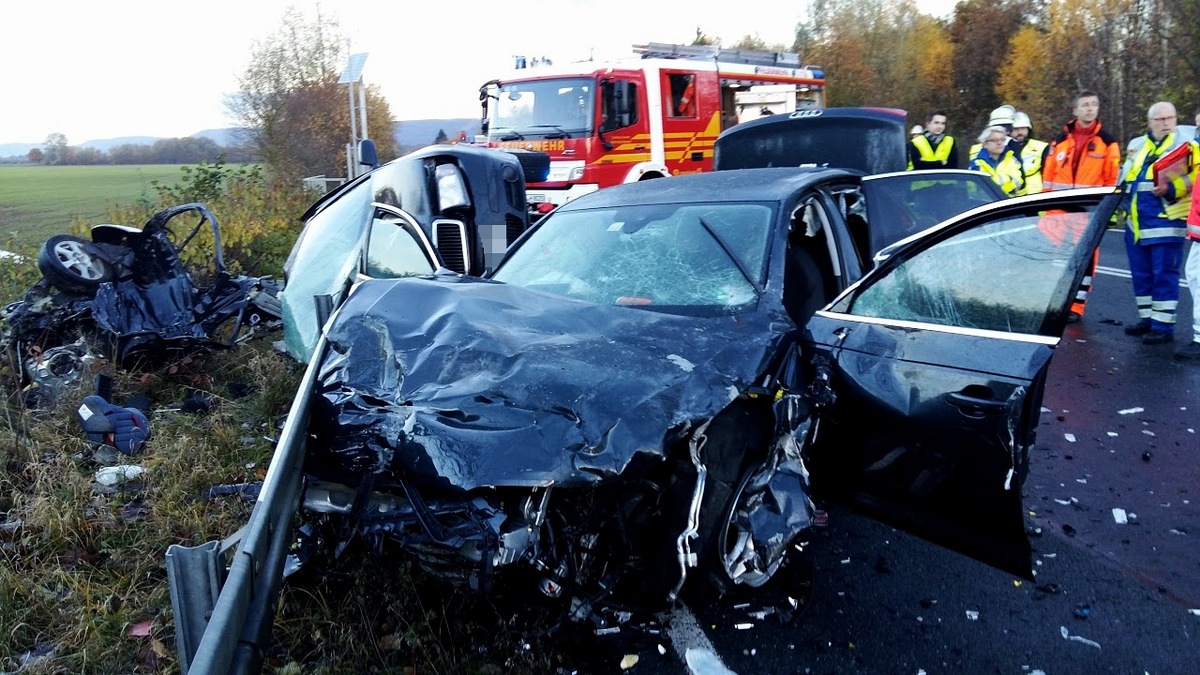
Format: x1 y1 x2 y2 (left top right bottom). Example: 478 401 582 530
0 338 299 673
0 337 577 674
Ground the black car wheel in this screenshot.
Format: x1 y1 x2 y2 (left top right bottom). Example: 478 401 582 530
37 235 113 294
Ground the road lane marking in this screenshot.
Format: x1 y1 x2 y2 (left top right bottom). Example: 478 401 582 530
669 605 737 674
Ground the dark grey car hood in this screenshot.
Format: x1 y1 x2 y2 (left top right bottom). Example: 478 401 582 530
313 274 787 491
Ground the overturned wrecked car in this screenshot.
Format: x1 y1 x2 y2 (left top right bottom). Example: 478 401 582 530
279 143 541 363
168 152 1121 671
1 203 279 398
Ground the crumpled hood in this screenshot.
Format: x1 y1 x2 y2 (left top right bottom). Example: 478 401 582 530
313 275 787 490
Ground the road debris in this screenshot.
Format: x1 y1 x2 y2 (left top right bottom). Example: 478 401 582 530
1059 625 1101 649
965 610 979 621
1112 508 1128 525
619 654 638 669
1117 407 1144 415
1064 433 1076 443
77 394 151 456
96 465 147 486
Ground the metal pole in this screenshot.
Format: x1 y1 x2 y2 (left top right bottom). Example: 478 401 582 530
358 79 369 141
347 83 359 178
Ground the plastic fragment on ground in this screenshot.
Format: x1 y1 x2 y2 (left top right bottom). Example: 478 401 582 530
128 620 153 637
1064 433 1076 443
1112 508 1128 524
96 465 146 486
1059 625 1101 649
965 610 979 621
658 644 667 655
620 654 639 670
1141 430 1156 437
1187 609 1200 616
734 622 753 629
1118 407 1144 415
1106 431 1118 437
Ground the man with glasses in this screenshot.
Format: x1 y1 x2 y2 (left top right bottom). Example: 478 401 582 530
1118 101 1200 346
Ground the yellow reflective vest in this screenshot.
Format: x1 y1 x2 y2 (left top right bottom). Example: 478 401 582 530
1120 131 1199 242
1015 138 1049 195
969 150 1024 197
907 134 956 170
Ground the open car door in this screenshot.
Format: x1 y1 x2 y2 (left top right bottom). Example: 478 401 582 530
802 188 1122 578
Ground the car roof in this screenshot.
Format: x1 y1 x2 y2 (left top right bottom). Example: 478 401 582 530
556 167 859 211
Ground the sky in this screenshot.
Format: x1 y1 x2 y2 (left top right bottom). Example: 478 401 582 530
1 0 957 144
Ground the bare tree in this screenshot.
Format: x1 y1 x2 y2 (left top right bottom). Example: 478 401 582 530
227 6 397 181
43 133 68 165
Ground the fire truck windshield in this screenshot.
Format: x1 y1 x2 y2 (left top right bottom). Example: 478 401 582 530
490 78 595 140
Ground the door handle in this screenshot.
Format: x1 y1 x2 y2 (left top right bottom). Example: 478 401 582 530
946 390 1006 418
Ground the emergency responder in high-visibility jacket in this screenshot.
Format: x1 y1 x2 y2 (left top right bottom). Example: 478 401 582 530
907 110 958 170
1041 90 1122 321
1179 152 1200 360
968 105 1017 159
1011 111 1049 195
1117 101 1199 345
969 126 1024 196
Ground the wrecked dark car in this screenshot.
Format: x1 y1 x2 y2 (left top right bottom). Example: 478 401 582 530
1 204 279 397
279 144 536 363
295 171 1120 612
166 143 1121 672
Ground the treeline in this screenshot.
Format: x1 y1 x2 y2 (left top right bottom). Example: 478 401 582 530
785 0 1199 145
28 136 256 166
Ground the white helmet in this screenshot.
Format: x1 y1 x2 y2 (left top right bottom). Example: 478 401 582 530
988 106 1015 126
1012 111 1032 129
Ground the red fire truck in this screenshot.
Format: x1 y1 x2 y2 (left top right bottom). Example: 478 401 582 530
479 42 826 214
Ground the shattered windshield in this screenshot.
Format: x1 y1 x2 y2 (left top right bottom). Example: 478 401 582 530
849 204 1102 334
492 202 773 312
490 78 595 139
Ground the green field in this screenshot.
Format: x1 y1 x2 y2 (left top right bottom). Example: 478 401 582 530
0 164 194 250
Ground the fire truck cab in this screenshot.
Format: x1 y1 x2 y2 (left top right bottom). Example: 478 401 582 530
479 42 825 215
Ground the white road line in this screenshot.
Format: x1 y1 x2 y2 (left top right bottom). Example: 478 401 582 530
1096 264 1189 287
669 605 737 674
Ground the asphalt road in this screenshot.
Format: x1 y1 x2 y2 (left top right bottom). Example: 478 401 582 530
585 231 1200 675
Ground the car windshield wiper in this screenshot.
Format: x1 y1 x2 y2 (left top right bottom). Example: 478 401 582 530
698 216 760 293
529 124 571 139
498 130 525 141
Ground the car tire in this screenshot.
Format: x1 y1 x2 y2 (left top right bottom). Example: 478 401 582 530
683 407 771 606
38 235 113 295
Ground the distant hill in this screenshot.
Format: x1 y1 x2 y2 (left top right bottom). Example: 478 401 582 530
395 118 481 152
0 121 478 160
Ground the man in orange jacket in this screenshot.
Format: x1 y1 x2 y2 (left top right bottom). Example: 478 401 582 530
1041 90 1122 321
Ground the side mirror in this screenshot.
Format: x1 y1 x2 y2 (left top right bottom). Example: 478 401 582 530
357 139 378 169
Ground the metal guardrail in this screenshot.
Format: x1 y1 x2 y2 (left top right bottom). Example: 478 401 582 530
166 336 326 674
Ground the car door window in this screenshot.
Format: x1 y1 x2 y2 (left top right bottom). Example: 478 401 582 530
365 209 436 279
280 184 372 362
847 203 1101 335
861 172 1005 256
